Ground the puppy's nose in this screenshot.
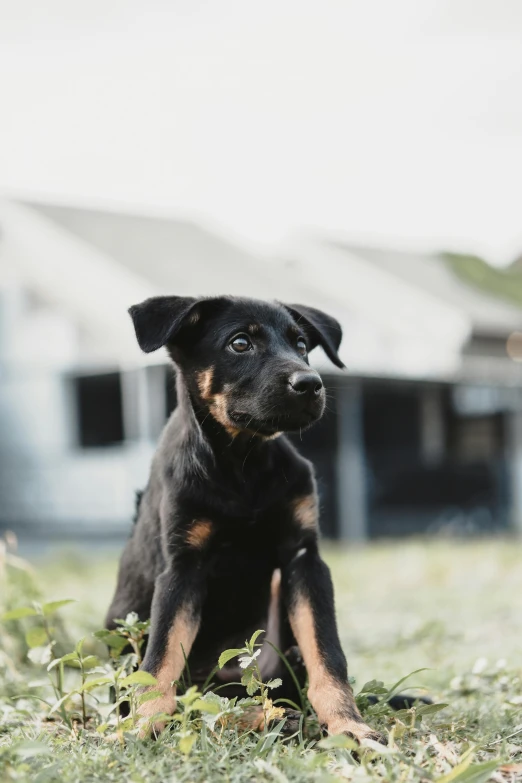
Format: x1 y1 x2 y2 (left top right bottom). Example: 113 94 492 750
288 371 323 396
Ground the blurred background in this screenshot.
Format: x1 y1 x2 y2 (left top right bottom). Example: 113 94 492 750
2 0 522 555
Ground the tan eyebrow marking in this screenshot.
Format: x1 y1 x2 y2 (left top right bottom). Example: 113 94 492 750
247 323 260 335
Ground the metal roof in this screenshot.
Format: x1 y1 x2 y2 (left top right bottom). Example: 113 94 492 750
14 201 521 379
18 202 472 378
22 202 320 305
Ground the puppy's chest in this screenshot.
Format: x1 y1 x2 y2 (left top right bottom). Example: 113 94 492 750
215 508 283 546
198 507 286 566
210 455 293 511
178 460 303 556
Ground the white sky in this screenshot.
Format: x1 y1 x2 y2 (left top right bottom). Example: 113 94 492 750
1 0 522 264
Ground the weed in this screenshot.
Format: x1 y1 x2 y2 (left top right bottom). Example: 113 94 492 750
1 535 521 782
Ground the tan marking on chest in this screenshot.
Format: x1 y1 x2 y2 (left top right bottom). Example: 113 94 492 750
186 519 213 549
293 495 318 530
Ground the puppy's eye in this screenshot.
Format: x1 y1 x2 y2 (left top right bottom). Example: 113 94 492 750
296 337 307 356
229 334 253 353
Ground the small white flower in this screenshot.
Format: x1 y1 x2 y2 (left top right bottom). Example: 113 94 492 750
472 657 488 674
238 649 261 669
450 676 462 691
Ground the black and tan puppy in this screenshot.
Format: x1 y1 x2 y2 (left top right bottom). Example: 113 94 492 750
106 295 381 742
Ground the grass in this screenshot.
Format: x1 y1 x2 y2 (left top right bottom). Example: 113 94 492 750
1 537 522 782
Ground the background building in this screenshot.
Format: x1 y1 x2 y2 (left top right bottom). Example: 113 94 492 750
2 199 522 546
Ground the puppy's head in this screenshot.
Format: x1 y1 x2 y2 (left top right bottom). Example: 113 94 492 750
129 295 344 437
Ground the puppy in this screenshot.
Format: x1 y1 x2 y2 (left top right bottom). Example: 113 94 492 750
106 295 381 742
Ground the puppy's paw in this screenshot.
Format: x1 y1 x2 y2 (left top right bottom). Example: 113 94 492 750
137 716 166 740
325 717 386 746
137 690 176 739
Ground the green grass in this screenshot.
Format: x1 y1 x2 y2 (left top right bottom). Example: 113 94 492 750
1 538 522 782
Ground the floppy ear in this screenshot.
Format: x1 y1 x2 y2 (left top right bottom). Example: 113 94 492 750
128 296 201 353
283 303 345 369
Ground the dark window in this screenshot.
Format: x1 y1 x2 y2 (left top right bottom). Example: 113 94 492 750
364 385 421 471
363 382 509 536
73 372 124 447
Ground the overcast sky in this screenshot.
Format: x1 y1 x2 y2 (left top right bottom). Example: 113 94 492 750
1 0 522 264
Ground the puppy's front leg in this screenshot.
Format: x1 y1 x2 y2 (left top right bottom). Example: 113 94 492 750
138 566 203 735
282 543 383 744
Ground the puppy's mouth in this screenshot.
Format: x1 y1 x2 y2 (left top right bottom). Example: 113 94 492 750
229 410 319 435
